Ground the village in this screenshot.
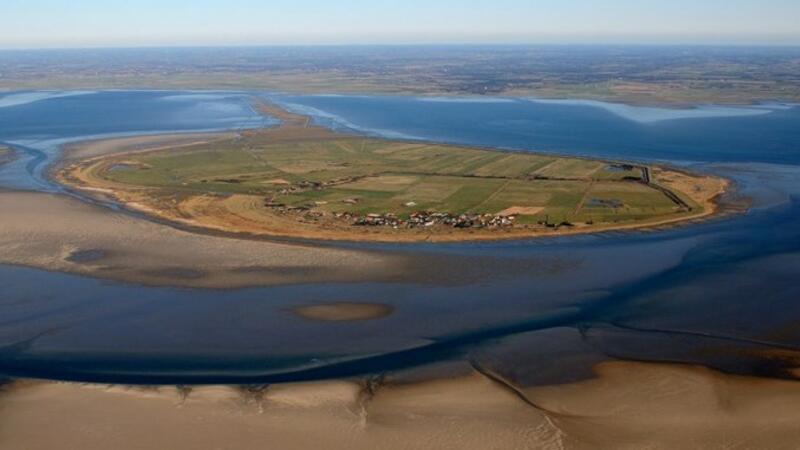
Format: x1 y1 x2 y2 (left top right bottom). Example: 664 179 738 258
351 210 517 229
263 195 520 230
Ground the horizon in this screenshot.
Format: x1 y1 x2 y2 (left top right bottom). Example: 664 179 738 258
3 42 800 52
3 0 800 49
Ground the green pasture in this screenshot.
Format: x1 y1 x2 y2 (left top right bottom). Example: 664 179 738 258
101 137 684 224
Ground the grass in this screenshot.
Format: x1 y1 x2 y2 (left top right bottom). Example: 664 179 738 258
95 134 692 226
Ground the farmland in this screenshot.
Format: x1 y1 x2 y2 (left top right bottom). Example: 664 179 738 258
57 104 727 242
3 46 799 105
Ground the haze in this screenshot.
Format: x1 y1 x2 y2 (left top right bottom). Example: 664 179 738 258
3 0 800 48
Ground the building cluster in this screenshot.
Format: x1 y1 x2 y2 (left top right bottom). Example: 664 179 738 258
344 211 516 229
264 196 519 229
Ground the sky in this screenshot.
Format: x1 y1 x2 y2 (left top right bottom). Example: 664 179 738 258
2 0 799 48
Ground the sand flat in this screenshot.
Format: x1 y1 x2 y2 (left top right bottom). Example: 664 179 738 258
0 190 399 288
527 361 800 449
0 375 550 450
4 361 800 449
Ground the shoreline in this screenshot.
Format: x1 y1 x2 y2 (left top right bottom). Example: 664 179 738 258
52 101 734 245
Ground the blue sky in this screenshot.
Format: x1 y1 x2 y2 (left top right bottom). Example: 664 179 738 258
2 0 799 48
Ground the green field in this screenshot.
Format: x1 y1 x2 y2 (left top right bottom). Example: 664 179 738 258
96 136 691 226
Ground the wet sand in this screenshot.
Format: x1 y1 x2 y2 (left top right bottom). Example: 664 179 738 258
3 361 800 450
0 190 401 288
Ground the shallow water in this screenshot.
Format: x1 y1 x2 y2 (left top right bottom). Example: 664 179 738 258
1 91 799 385
0 90 271 190
276 94 800 165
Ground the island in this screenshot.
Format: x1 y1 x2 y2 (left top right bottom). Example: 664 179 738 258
55 101 728 242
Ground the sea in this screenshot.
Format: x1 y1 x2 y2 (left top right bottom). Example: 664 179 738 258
0 90 799 385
